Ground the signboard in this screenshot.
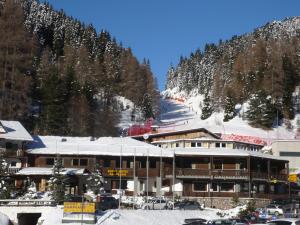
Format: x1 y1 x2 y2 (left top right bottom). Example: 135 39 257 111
64 202 95 213
107 169 128 176
289 174 298 183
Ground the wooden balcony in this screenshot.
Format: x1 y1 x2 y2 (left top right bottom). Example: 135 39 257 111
136 168 159 177
0 148 24 158
251 172 288 181
165 168 249 179
7 167 21 174
176 168 210 178
211 170 249 179
251 172 269 180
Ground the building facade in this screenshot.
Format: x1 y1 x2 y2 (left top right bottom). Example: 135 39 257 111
19 135 289 205
0 120 33 174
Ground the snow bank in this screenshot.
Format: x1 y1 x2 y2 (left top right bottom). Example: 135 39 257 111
100 209 221 225
0 212 10 225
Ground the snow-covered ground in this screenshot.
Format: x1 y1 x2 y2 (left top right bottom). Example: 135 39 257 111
0 205 245 225
158 96 296 142
0 212 10 225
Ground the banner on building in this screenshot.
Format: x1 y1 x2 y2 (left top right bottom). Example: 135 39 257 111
107 169 128 176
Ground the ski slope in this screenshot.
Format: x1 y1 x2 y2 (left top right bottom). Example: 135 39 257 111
158 97 296 143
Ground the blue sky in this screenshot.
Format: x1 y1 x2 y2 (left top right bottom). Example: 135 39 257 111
44 0 300 90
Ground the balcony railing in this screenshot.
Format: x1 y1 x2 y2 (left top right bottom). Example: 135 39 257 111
7 167 21 174
212 169 249 178
176 168 210 177
0 148 24 157
251 172 288 181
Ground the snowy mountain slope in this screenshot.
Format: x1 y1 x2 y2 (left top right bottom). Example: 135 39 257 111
158 96 296 142
165 17 300 131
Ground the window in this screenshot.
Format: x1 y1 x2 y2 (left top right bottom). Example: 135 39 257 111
112 180 127 189
104 159 110 167
130 161 134 169
158 144 162 148
240 183 249 192
193 182 207 192
72 159 88 166
10 161 17 167
215 143 220 148
221 143 226 148
220 183 234 192
213 160 223 170
176 143 179 147
46 158 54 166
5 142 18 150
72 159 79 166
191 142 196 147
149 160 156 168
139 160 146 168
211 182 218 192
115 159 121 168
197 142 202 147
280 152 300 157
80 159 88 166
259 184 265 193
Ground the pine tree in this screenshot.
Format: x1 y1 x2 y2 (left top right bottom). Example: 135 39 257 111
246 91 277 129
86 163 104 195
223 94 236 122
282 56 299 119
0 151 11 199
49 156 65 204
201 93 213 120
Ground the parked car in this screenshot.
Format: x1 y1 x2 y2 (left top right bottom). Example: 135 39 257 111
96 195 118 211
266 218 300 225
184 218 207 224
265 204 284 216
207 219 233 225
230 218 249 225
183 219 207 225
174 200 202 210
141 199 168 210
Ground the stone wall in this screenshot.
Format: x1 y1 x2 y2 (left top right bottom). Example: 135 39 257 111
182 196 271 210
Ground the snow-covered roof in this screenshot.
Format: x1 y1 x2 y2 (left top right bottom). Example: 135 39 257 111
26 136 173 158
0 120 33 141
151 138 263 146
173 147 288 161
151 137 218 144
131 128 221 140
16 167 89 176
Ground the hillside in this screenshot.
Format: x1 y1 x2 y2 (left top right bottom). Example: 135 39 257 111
158 97 296 144
165 17 300 131
0 0 159 137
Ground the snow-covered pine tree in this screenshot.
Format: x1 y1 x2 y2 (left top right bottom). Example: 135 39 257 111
246 91 277 129
0 151 11 199
201 93 213 120
86 164 104 195
223 95 236 122
49 155 65 204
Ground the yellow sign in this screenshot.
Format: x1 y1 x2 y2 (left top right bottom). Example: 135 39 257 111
289 174 298 183
107 169 128 176
64 202 95 213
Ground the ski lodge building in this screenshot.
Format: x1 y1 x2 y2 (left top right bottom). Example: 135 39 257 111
1 121 292 208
